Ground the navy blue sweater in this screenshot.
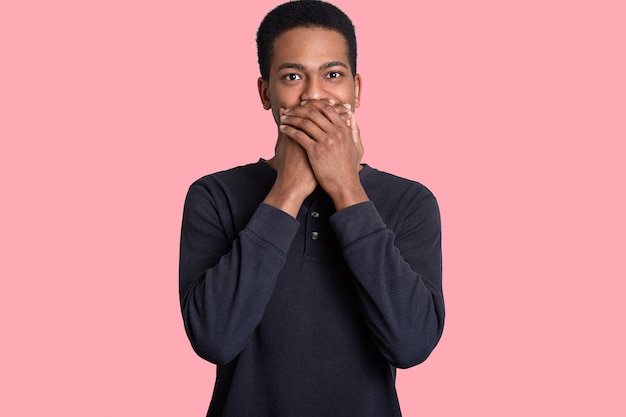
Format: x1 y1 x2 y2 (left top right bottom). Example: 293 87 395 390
179 160 444 416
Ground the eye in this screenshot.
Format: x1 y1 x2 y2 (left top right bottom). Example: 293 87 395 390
283 73 302 81
325 71 343 79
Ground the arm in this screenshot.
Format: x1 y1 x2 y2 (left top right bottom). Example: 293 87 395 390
330 197 444 369
266 99 354 216
181 100 354 365
278 100 368 211
280 101 444 368
179 182 299 365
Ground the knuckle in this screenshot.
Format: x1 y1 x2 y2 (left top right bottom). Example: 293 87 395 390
301 118 313 129
322 134 336 147
293 130 306 142
305 107 319 118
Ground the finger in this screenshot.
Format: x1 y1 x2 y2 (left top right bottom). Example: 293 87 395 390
278 123 316 151
301 98 338 107
316 100 352 125
350 112 363 154
335 103 352 124
301 99 351 125
285 101 348 133
298 99 351 120
281 105 337 136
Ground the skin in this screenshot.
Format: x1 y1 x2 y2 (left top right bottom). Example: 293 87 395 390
258 27 369 217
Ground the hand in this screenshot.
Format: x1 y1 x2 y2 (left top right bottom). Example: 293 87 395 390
278 99 368 211
300 98 353 126
264 110 318 218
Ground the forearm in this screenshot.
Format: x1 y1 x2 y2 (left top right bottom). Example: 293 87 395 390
180 195 299 365
325 174 369 211
263 182 310 218
330 201 444 368
263 133 318 218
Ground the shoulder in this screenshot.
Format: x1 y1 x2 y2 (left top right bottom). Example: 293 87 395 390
187 160 276 204
361 165 436 202
191 160 274 192
360 165 439 228
182 160 277 236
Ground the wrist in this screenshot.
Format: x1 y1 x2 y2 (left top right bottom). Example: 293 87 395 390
328 183 369 212
264 183 311 218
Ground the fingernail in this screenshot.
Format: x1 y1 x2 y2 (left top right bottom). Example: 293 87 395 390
279 124 286 130
343 103 351 110
284 108 291 114
280 115 287 120
328 98 335 105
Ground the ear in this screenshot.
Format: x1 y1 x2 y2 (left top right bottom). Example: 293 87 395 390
354 73 362 109
258 77 271 110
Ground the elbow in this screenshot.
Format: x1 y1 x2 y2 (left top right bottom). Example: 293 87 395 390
387 311 445 369
387 337 440 369
182 309 242 365
189 338 239 366
186 326 241 366
181 294 244 365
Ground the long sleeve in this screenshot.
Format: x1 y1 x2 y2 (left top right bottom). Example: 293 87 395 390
179 163 443 416
329 196 444 369
179 180 299 365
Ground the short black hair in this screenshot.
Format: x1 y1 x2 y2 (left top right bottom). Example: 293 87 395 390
256 0 357 81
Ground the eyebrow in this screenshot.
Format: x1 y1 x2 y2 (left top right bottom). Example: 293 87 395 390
277 61 349 71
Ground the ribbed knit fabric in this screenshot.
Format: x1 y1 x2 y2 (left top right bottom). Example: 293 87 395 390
179 160 444 417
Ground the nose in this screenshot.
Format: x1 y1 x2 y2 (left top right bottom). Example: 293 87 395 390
300 77 323 101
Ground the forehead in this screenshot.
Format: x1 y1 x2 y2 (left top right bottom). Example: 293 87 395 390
271 27 349 68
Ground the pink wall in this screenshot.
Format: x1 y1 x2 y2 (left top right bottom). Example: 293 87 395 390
1 0 625 415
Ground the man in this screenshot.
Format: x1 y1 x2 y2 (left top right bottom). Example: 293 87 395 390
179 1 444 415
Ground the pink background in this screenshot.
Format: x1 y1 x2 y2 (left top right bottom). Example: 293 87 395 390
2 0 625 415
